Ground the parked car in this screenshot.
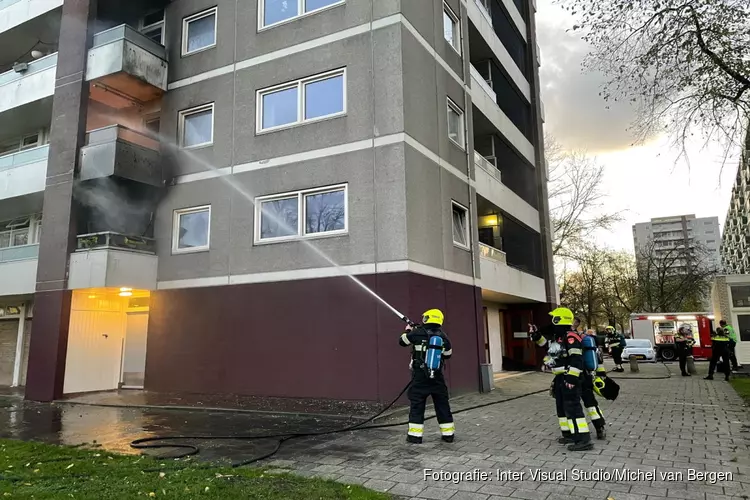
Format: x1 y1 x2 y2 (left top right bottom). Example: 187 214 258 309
621 338 657 362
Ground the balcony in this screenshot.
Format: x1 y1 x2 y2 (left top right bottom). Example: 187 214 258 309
0 144 48 201
479 243 546 303
79 125 162 186
470 68 535 165
68 232 157 290
0 243 38 296
86 24 168 108
0 0 63 36
0 53 57 115
473 151 539 231
0 25 167 116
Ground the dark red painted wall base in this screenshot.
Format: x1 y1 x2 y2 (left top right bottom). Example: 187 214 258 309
145 272 483 403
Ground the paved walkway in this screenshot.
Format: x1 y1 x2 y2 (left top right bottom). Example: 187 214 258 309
1 361 749 499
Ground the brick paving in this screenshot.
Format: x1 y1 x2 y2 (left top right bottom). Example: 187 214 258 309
263 362 750 499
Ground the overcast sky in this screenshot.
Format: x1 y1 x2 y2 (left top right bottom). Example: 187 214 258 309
536 0 740 252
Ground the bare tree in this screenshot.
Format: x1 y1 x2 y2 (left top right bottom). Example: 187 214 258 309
635 238 718 312
561 0 750 162
546 134 623 256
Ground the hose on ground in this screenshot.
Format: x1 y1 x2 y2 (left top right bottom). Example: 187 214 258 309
130 363 672 467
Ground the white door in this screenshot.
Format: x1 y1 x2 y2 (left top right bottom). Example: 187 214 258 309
63 309 124 394
121 312 149 388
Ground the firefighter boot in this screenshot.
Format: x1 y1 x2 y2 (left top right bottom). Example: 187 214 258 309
596 425 606 440
557 430 574 444
406 435 422 444
704 375 714 380
567 439 594 451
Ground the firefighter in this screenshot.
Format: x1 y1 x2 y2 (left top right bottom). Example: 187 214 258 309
705 326 731 381
721 320 741 371
529 307 593 451
579 323 606 440
675 324 695 377
399 309 454 444
605 326 625 372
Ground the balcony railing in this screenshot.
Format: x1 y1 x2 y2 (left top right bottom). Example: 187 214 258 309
0 52 58 88
0 243 39 263
474 151 502 182
479 242 507 263
0 144 49 172
92 24 167 58
470 64 497 103
85 124 159 151
76 232 155 254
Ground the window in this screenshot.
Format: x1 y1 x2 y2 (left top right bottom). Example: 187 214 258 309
172 206 211 253
178 103 214 148
451 201 469 249
256 185 347 243
447 98 465 148
182 7 217 56
731 286 750 308
260 0 344 29
0 216 33 249
145 117 161 138
140 9 165 45
257 69 346 132
0 133 41 157
442 3 461 55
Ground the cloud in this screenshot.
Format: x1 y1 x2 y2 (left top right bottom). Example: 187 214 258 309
536 1 641 152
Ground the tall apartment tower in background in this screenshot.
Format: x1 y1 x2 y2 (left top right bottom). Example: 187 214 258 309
632 214 722 271
0 0 554 403
721 128 750 275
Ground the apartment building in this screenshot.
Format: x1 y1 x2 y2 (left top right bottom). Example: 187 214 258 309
0 0 554 403
722 128 750 274
632 215 722 272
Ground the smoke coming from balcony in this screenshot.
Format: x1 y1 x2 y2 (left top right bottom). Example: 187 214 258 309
73 177 159 237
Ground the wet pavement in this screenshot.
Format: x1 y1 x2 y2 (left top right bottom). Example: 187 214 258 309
1 361 749 499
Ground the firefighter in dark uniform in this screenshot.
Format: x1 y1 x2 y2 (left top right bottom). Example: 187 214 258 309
675 324 695 377
530 307 593 451
605 326 625 372
705 326 731 381
578 322 606 440
399 309 454 444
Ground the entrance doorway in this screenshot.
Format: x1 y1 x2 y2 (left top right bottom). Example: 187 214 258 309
121 312 149 388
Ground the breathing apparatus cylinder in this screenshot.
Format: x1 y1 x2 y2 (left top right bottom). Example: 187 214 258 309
582 335 598 371
425 335 444 378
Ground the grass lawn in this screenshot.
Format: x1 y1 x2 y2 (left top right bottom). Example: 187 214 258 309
730 376 750 404
0 439 390 499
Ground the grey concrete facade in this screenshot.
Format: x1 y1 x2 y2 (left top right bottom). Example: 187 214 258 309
2 0 555 400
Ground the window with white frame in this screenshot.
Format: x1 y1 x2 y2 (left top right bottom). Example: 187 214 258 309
443 3 461 54
178 103 214 148
0 132 42 157
140 9 165 45
447 98 465 148
256 185 347 242
182 7 217 55
451 201 469 248
173 206 211 253
260 0 344 29
0 216 38 248
257 69 346 132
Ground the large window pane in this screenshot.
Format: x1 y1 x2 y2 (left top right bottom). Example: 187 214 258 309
182 108 213 147
305 190 345 234
262 87 299 129
443 10 456 47
260 197 299 239
305 0 339 13
0 232 9 248
186 13 216 53
177 210 210 249
304 75 344 120
731 286 750 307
12 231 28 246
264 0 299 26
447 104 463 146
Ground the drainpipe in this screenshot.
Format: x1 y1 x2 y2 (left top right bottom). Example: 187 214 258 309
11 303 27 387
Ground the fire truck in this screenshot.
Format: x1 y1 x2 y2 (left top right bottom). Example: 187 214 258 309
629 313 715 361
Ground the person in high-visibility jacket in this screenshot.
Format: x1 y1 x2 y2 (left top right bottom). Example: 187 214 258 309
721 320 741 371
529 307 593 451
604 326 626 372
578 322 606 440
705 326 731 381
